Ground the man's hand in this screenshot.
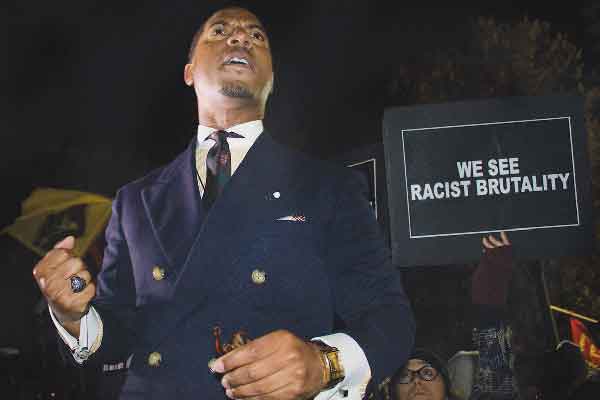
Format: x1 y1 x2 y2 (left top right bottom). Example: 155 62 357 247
32 236 96 336
212 329 326 399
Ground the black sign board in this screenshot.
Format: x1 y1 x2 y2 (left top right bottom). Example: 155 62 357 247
383 96 593 267
347 158 378 219
334 143 392 247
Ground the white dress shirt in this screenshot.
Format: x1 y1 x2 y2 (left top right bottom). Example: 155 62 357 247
52 119 371 399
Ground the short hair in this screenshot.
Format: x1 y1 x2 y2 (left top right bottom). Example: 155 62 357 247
186 2 265 63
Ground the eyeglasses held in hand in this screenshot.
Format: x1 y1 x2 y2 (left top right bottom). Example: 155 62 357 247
213 326 251 355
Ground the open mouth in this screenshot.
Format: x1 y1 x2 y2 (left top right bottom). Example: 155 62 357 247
225 57 249 66
223 55 253 70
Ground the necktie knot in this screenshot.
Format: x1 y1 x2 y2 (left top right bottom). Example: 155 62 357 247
207 130 244 144
202 130 243 211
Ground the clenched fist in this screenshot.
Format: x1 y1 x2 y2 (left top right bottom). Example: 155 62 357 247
212 329 326 399
33 236 96 336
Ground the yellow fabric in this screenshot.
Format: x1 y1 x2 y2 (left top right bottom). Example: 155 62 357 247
1 188 112 257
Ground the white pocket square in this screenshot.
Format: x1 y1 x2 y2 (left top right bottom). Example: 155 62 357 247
276 215 307 222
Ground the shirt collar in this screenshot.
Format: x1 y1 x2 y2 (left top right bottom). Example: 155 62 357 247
196 120 263 148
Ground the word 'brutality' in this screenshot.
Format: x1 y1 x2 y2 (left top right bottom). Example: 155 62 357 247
410 173 570 200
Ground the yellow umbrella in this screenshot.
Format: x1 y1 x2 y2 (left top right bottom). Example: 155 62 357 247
1 188 112 257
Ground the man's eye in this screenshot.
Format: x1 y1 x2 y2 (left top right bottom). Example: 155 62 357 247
252 31 264 41
213 25 226 36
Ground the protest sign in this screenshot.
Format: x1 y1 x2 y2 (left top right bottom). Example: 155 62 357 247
383 96 592 267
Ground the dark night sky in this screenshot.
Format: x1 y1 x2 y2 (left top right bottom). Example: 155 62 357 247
3 0 591 228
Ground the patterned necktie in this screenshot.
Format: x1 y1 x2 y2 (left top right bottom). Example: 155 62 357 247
202 130 244 211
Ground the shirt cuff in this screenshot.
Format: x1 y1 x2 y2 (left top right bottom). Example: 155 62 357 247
312 333 371 400
49 305 103 364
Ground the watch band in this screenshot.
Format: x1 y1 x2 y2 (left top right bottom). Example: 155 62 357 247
312 341 345 390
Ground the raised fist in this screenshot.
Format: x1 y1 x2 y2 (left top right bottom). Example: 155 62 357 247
33 236 95 335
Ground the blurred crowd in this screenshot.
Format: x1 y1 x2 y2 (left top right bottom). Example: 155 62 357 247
380 232 600 400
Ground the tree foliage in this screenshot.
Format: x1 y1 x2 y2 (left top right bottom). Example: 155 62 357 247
391 17 587 102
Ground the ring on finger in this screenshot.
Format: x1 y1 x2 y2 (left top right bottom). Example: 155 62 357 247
70 275 87 293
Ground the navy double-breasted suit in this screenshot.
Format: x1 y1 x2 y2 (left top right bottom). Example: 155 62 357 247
90 132 414 399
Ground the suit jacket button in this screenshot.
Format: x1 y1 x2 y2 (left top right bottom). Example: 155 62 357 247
148 351 162 367
251 269 266 285
152 266 166 281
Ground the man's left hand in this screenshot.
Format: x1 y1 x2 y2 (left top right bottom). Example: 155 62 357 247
212 329 325 399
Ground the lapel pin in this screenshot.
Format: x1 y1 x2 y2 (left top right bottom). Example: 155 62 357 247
273 191 281 199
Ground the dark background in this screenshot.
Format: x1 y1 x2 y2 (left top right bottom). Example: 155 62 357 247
4 0 590 229
3 2 597 390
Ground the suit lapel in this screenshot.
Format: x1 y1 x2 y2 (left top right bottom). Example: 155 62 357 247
142 132 302 347
141 138 204 271
174 132 296 289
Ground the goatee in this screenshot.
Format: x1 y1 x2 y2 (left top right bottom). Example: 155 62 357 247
220 83 252 98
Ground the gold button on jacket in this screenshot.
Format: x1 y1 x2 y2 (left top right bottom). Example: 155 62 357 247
251 269 266 285
152 266 166 281
148 351 162 367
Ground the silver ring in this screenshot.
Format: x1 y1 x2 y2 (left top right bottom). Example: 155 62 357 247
70 276 87 293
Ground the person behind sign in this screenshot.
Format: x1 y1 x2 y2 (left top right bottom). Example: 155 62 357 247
31 4 415 399
467 231 520 399
386 232 516 400
388 231 592 400
463 232 589 400
385 232 515 400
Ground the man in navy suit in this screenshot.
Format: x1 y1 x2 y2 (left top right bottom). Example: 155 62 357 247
33 6 414 399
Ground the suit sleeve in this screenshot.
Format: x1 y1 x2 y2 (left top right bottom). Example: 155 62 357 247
323 170 415 387
86 189 139 366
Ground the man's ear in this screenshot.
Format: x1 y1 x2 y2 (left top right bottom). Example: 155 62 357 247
184 63 194 86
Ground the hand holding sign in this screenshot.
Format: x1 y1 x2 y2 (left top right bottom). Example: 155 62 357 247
472 232 515 307
483 231 511 250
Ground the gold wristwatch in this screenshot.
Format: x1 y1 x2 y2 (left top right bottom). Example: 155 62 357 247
313 341 345 389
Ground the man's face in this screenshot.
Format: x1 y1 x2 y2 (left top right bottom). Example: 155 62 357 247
184 7 274 106
394 359 446 400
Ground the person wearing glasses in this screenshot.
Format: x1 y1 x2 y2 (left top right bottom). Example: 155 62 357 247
390 349 453 400
387 232 515 400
